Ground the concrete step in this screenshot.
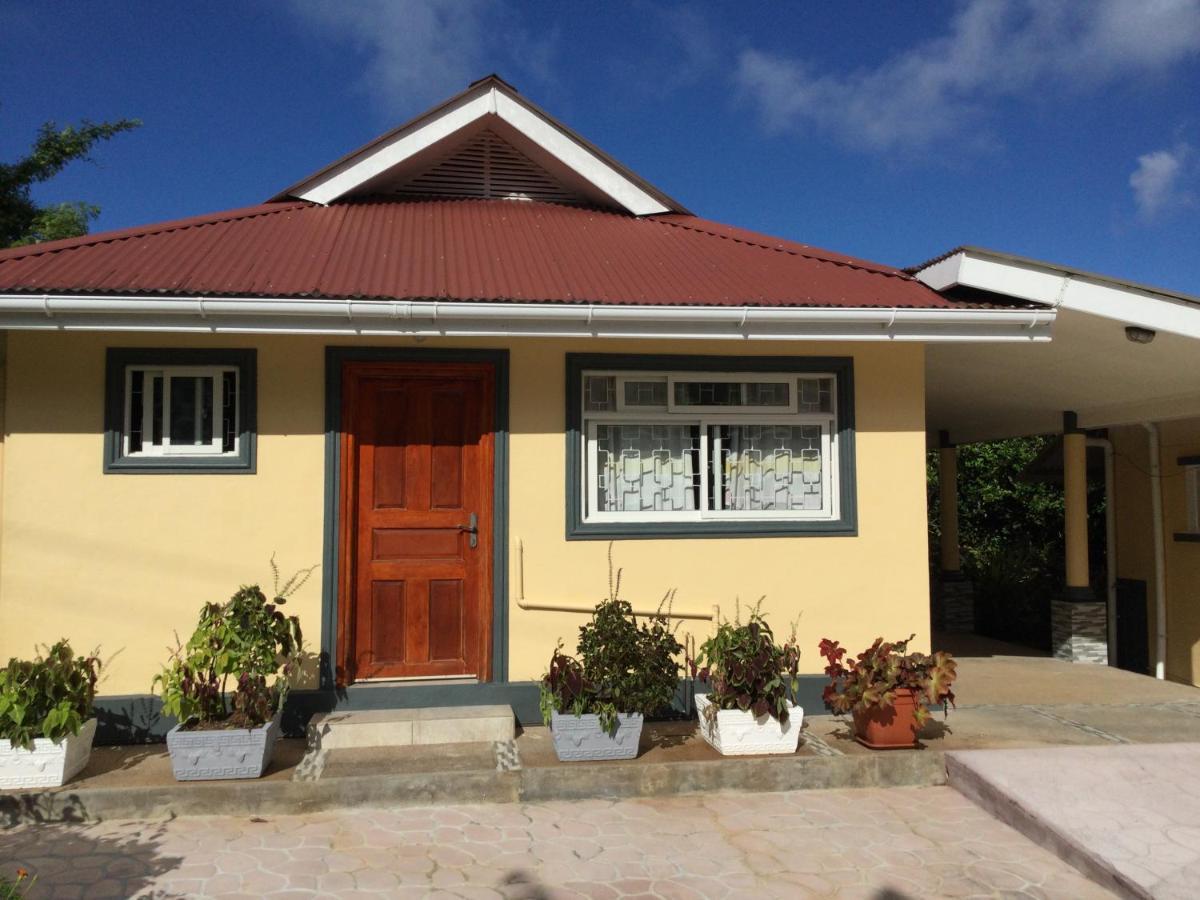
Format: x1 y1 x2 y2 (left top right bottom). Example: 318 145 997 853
307 705 515 751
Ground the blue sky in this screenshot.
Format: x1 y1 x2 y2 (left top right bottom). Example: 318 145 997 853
2 0 1199 292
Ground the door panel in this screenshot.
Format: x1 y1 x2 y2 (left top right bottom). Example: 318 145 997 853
338 362 494 683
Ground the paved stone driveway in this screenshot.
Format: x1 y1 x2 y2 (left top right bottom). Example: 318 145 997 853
0 786 1109 898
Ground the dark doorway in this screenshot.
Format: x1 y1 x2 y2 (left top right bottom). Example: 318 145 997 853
1115 578 1150 675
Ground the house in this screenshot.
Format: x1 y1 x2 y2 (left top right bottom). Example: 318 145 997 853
0 76 1194 737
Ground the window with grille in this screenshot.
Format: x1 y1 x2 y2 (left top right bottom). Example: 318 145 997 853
104 349 256 472
568 356 855 537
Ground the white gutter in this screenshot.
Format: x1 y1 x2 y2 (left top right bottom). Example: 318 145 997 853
0 295 1055 342
1143 423 1168 680
1088 437 1117 666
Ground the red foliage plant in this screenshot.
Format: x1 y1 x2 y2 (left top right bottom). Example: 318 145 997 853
819 636 957 726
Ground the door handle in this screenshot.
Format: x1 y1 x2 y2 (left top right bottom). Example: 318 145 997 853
458 512 478 549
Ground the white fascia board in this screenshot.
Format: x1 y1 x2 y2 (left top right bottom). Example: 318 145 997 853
913 253 964 292
0 295 1053 342
917 249 1200 341
296 91 494 205
492 92 668 216
1058 278 1200 341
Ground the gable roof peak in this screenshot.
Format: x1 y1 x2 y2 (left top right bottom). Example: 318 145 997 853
467 73 519 93
273 76 688 216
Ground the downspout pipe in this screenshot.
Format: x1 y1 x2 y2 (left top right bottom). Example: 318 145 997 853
1143 423 1167 680
1087 437 1117 666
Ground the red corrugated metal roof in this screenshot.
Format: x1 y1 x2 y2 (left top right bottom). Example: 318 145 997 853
0 198 971 308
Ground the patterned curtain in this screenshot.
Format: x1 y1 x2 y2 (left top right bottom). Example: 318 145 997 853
721 424 823 512
597 424 699 512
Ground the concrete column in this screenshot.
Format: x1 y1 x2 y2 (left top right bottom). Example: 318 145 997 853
1063 415 1090 592
1053 412 1108 663
936 431 974 633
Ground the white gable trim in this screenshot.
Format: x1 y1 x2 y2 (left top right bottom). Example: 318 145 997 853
295 90 494 206
917 248 1200 341
490 90 668 215
290 84 673 215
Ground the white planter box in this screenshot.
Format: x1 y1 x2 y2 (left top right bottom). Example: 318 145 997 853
0 717 97 789
550 711 643 761
694 693 803 756
166 714 280 781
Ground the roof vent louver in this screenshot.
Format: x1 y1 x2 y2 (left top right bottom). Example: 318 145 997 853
389 129 586 205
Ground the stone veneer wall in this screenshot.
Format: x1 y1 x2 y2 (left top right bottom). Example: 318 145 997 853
1051 600 1109 664
940 579 976 634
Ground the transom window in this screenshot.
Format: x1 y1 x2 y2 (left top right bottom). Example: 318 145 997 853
104 349 256 473
571 359 853 537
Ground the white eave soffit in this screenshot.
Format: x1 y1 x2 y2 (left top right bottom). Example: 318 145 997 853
915 248 1200 342
279 81 679 216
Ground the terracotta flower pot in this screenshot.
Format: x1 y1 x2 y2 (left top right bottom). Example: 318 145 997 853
852 688 922 749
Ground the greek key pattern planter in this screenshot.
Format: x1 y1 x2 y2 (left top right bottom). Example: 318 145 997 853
0 718 97 789
694 693 803 756
166 715 281 781
550 711 643 761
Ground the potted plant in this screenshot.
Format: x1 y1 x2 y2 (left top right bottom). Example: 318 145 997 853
689 602 803 755
819 635 957 749
153 561 310 780
540 555 683 761
0 640 101 789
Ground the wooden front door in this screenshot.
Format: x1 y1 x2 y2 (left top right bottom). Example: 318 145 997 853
338 362 494 683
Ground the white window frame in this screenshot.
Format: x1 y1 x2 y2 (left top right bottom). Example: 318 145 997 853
122 364 240 459
580 369 839 524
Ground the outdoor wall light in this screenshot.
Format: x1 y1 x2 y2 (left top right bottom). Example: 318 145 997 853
1125 325 1157 344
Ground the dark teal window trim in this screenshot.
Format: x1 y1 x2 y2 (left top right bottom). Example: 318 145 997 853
320 347 510 691
565 353 857 540
103 348 257 474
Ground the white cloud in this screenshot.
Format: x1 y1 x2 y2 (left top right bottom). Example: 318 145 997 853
287 0 555 113
1130 145 1192 221
735 0 1200 152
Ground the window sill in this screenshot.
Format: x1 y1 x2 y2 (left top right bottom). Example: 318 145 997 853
1174 532 1200 543
104 456 255 475
568 520 857 540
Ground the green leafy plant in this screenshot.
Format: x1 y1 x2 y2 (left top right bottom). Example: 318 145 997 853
0 641 100 751
689 600 801 725
0 868 34 899
540 548 683 733
819 636 957 727
152 559 313 730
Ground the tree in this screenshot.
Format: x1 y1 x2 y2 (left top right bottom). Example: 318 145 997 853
1 117 141 248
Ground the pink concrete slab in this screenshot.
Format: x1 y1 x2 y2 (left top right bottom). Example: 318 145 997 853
948 742 1200 899
0 787 1111 898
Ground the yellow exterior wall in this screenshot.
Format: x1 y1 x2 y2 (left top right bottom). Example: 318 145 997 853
1160 418 1200 685
0 331 930 695
1112 419 1200 686
1111 425 1158 661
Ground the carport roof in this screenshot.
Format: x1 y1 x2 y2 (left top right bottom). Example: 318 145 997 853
915 247 1200 444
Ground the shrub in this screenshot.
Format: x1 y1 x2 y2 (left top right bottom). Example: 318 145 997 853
0 640 100 751
689 600 801 725
819 635 957 726
540 550 683 733
153 560 312 730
